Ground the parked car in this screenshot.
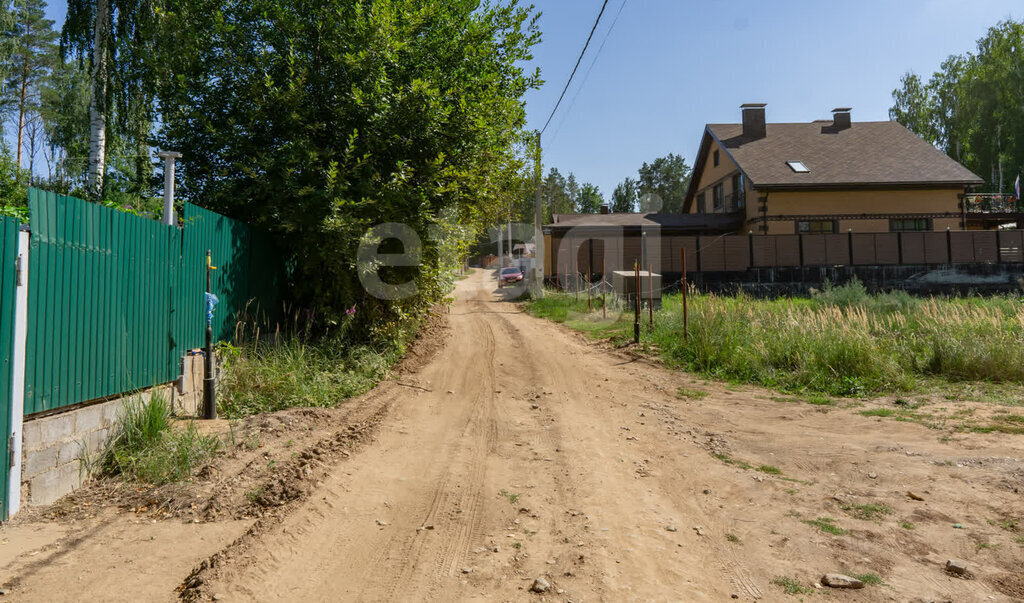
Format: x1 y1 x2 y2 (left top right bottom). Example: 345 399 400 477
498 267 523 286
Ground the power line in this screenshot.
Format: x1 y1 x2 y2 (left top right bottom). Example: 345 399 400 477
549 0 627 142
540 0 610 136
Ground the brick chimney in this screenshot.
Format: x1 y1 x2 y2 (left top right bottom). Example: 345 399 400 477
831 107 851 131
741 103 767 140
599 204 609 214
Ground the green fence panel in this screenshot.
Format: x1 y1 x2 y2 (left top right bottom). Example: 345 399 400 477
24 189 181 415
178 203 285 349
0 216 19 518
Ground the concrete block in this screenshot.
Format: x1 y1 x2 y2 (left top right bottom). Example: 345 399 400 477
29 462 83 506
58 439 84 465
22 446 58 480
75 403 105 433
22 419 44 451
102 401 126 425
86 428 111 453
40 413 75 442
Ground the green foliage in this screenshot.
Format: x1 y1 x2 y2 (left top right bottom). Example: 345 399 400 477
611 177 637 213
99 393 221 484
218 335 402 419
853 573 883 586
771 576 814 595
637 153 691 213
842 503 892 521
890 18 1024 191
803 516 848 536
157 0 541 334
498 488 520 504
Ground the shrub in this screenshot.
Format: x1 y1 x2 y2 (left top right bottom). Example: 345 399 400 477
100 393 221 484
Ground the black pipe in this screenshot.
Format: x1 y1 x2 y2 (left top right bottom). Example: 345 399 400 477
203 250 216 419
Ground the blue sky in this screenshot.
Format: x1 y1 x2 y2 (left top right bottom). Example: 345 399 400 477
523 0 1021 199
39 0 1022 200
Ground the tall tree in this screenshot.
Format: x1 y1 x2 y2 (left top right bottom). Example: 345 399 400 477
637 153 691 213
611 177 637 213
544 167 573 218
61 0 160 196
574 182 603 213
157 0 541 328
7 0 58 176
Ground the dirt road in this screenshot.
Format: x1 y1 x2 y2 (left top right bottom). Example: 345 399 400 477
5 268 1024 601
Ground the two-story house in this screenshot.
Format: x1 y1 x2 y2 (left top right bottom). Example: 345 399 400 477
683 104 986 234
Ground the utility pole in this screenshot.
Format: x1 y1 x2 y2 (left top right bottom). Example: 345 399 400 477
157 150 182 226
533 131 545 298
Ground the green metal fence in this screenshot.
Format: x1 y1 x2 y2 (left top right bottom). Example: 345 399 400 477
0 216 18 518
178 203 286 348
22 189 286 416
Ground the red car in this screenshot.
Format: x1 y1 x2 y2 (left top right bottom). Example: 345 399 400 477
499 267 524 285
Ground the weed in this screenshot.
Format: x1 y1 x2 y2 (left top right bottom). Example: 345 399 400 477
219 335 402 419
499 489 520 504
99 393 220 485
842 503 892 521
676 387 708 400
725 533 741 543
285 439 295 447
525 286 1024 397
758 464 782 475
901 521 915 530
244 432 261 450
512 541 522 549
713 453 753 470
1016 535 1024 547
853 573 883 586
246 487 264 505
267 459 276 470
806 394 834 406
803 517 848 535
860 408 895 417
771 575 814 595
785 488 798 495
977 542 1001 551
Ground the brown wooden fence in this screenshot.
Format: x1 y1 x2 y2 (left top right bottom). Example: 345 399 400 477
549 230 1024 276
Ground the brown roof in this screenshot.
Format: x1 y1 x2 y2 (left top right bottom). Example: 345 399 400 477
545 212 739 233
712 121 983 188
684 120 983 211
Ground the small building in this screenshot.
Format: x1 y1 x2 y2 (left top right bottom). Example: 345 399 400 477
683 104 990 234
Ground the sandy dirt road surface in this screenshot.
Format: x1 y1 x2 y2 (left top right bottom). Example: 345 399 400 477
3 268 1024 601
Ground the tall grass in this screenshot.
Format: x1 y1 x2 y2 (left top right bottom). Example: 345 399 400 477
100 393 221 484
218 337 400 419
526 280 1024 397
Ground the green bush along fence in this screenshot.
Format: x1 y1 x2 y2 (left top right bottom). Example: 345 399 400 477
22 188 286 415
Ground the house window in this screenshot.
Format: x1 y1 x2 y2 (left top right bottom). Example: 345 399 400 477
796 220 837 234
713 150 720 167
731 173 744 209
712 184 724 210
889 218 931 232
696 192 706 214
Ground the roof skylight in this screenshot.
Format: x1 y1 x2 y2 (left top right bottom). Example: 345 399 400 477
786 160 809 173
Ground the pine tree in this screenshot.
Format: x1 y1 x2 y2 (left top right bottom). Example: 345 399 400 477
7 0 58 177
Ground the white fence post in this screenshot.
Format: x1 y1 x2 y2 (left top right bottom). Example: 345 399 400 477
8 230 29 517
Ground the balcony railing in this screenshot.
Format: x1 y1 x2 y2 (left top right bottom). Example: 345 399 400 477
962 193 1024 214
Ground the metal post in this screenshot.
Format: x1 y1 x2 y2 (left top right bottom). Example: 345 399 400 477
587 272 591 312
633 261 640 344
203 250 216 420
533 131 544 298
648 263 653 327
681 248 688 341
497 223 503 271
157 150 181 226
602 257 606 320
